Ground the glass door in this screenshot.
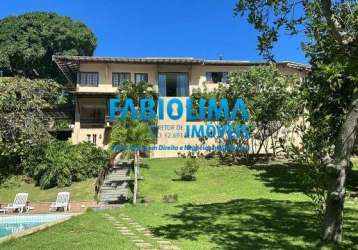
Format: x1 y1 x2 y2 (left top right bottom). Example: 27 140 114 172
158 73 189 97
176 73 189 97
158 73 167 96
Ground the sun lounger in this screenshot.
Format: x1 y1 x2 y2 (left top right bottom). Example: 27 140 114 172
4 193 29 213
49 192 70 212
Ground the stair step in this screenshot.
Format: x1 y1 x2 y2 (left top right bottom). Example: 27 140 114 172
100 198 125 202
100 196 128 200
100 193 128 197
100 188 128 192
104 177 131 182
100 195 128 199
100 196 128 201
106 174 129 178
100 186 128 190
99 190 128 194
100 190 128 195
100 188 128 191
105 179 128 182
108 172 130 176
107 172 130 175
96 159 132 204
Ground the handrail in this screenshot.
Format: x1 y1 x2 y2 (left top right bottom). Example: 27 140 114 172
94 158 112 202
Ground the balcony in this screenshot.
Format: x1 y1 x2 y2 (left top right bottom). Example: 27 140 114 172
80 118 106 128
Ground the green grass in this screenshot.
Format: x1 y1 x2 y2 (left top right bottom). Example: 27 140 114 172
0 177 96 202
0 210 137 250
1 158 357 249
115 159 358 249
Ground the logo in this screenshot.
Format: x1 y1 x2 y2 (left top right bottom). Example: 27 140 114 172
109 97 249 139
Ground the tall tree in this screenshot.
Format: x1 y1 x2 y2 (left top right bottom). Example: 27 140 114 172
0 77 62 182
234 0 357 242
0 11 97 80
111 120 155 204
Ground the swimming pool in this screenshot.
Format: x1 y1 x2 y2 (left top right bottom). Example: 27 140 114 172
0 214 71 238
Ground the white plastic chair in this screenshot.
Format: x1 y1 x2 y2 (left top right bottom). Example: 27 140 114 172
50 192 70 212
4 193 29 213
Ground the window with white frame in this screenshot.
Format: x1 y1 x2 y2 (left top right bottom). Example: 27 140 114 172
112 72 131 87
77 72 99 86
134 73 148 84
206 72 229 83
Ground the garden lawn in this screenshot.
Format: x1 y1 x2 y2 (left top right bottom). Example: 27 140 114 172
0 210 137 250
1 158 357 249
0 177 95 202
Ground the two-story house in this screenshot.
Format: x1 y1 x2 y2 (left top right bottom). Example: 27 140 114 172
53 55 308 157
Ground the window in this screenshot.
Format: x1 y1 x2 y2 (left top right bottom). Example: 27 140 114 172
92 134 97 144
77 72 99 86
135 73 148 84
112 72 130 87
206 72 228 83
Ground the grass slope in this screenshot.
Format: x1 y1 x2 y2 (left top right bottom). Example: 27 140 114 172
116 158 358 249
0 177 95 202
1 158 357 249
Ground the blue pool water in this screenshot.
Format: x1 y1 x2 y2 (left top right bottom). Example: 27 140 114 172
0 214 70 238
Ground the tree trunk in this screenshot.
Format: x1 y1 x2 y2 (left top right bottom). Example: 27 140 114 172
133 150 139 204
271 135 276 157
321 98 358 242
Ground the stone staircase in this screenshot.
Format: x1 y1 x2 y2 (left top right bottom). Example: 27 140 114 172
98 159 133 205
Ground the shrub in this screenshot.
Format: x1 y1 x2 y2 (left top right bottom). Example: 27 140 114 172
74 142 110 179
162 194 178 203
25 140 109 189
175 159 199 181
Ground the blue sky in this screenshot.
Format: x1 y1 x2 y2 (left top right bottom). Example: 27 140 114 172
1 0 307 63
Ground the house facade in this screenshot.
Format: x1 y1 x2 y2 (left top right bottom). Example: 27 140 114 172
53 55 308 157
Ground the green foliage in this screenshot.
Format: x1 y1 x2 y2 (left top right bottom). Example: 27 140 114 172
117 80 158 106
0 11 97 79
111 81 157 153
75 142 110 178
191 65 302 156
228 64 301 128
111 119 155 154
1 159 357 249
302 23 358 160
53 119 71 129
234 0 358 241
175 159 199 181
289 3 358 224
234 1 357 156
0 175 22 189
24 141 109 189
162 194 179 203
0 77 62 182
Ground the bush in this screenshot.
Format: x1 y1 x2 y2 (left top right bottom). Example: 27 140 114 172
162 194 178 203
175 159 199 181
24 140 109 189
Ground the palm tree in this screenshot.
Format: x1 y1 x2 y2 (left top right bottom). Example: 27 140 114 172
111 119 154 204
111 80 157 204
